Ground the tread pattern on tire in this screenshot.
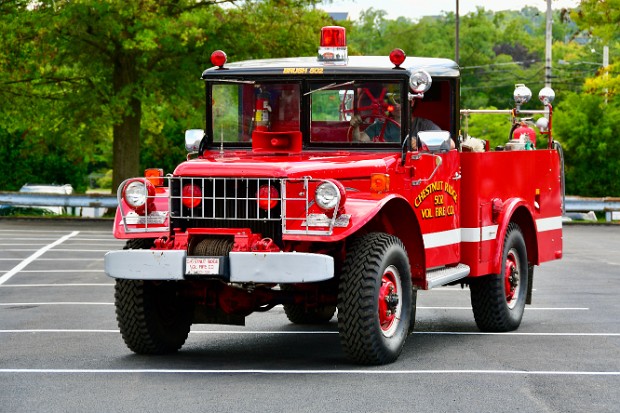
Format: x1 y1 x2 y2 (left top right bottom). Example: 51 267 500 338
283 303 336 324
470 223 528 332
337 232 412 365
115 238 191 354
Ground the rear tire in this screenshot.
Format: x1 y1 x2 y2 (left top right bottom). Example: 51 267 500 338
337 233 413 365
283 303 336 324
282 284 336 324
470 223 528 332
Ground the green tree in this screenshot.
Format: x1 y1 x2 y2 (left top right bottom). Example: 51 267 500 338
0 0 331 192
347 8 390 55
554 92 620 196
139 0 332 173
1 0 223 190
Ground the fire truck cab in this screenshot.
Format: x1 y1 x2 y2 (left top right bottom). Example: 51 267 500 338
105 26 563 365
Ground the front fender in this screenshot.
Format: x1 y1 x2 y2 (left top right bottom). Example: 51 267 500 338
283 192 404 242
111 181 170 240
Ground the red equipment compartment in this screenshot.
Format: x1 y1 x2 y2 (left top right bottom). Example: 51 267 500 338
460 150 563 276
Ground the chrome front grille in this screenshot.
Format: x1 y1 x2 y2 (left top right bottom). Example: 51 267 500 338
170 177 282 221
118 176 345 238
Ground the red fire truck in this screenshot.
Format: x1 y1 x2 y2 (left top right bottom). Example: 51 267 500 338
105 26 564 365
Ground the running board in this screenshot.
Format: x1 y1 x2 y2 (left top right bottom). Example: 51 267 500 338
426 264 470 289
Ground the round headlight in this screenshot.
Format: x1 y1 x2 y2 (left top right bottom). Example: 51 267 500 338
315 181 341 211
409 70 432 94
124 181 148 208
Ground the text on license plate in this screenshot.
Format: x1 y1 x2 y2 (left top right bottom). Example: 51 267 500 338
186 257 220 275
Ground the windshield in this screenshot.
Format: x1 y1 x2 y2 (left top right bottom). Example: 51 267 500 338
212 82 301 144
209 80 404 146
309 81 403 144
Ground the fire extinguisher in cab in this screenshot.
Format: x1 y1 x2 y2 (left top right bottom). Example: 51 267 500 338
254 91 271 131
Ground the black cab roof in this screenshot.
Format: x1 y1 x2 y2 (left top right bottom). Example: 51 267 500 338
202 56 460 79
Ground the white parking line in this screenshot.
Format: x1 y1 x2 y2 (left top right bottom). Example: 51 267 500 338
0 302 113 306
16 270 104 273
40 249 111 252
0 244 57 247
2 329 618 337
1 249 110 252
419 306 590 311
0 284 112 287
0 301 590 311
0 231 79 285
0 240 118 243
0 258 103 261
0 230 109 234
52 249 112 252
0 368 619 376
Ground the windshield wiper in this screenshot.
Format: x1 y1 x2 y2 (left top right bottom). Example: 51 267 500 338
204 79 256 85
304 81 355 96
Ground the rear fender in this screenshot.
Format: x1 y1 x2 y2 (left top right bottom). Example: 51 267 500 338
490 198 538 275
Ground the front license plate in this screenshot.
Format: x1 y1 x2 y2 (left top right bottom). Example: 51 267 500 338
186 257 220 275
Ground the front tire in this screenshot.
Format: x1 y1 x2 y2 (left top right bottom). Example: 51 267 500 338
114 239 192 354
470 223 529 332
337 233 413 365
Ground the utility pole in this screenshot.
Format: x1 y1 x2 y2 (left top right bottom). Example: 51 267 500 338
455 0 460 65
603 45 609 104
545 0 553 88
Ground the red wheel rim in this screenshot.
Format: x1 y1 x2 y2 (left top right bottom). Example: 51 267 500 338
504 249 521 309
378 265 402 337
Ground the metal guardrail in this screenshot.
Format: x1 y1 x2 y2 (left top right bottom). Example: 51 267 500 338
0 192 619 221
564 196 620 222
564 196 620 212
0 192 117 209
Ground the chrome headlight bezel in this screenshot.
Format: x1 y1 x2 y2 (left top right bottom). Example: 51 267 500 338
409 70 432 94
123 181 148 209
314 181 341 211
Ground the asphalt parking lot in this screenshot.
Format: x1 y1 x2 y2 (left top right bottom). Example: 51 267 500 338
0 219 619 412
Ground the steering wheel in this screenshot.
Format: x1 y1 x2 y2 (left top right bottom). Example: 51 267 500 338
343 87 401 142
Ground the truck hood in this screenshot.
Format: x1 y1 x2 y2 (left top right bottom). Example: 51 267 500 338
173 150 401 179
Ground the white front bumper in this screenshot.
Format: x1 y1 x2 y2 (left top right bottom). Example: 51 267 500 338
104 249 334 283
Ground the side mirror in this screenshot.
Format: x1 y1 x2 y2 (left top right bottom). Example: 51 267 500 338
418 131 452 153
185 129 204 152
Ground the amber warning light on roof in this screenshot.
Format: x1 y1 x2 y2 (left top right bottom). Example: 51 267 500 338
318 26 347 64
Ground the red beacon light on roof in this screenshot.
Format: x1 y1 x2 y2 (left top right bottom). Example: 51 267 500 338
389 48 406 68
211 50 227 68
318 26 347 64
